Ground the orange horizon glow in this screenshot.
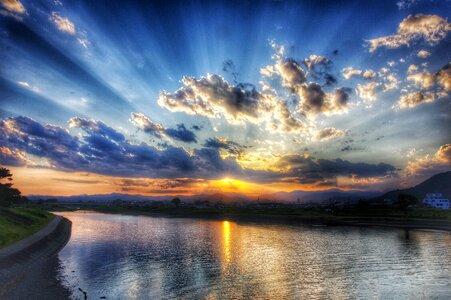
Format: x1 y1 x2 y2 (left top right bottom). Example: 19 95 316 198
6 166 354 198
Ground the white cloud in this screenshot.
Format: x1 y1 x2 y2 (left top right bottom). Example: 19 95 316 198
342 67 362 79
405 144 451 178
417 49 431 58
407 70 435 89
130 112 165 138
50 12 76 35
356 82 380 102
316 127 344 141
17 81 30 88
362 69 377 80
368 14 451 52
397 91 435 108
0 0 25 14
407 64 419 74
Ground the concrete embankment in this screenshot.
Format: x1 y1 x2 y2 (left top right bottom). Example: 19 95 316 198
0 215 72 299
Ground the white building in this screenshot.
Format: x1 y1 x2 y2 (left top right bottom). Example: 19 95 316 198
423 193 449 209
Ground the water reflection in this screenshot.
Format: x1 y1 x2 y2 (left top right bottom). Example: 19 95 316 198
222 221 231 265
56 211 451 299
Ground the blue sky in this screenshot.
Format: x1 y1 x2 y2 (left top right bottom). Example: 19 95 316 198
0 0 450 196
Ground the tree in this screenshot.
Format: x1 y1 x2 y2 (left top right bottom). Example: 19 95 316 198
395 194 418 215
171 197 181 207
0 167 25 207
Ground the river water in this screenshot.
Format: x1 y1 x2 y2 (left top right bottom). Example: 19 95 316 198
56 211 451 299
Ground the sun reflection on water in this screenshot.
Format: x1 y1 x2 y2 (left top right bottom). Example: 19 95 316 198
222 220 231 264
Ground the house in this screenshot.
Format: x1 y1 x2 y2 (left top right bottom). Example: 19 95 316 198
423 193 449 209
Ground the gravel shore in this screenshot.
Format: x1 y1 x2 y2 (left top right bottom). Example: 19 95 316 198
0 217 72 300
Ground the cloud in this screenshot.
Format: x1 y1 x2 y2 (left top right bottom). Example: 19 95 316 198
0 116 81 170
0 116 398 187
342 67 362 80
17 81 29 88
0 0 25 14
405 62 451 100
270 100 307 133
342 67 377 81
165 124 197 143
405 144 451 179
130 112 165 138
158 74 272 124
303 55 331 71
0 146 27 166
437 62 451 93
407 70 435 89
397 0 420 10
417 49 431 58
368 14 451 52
356 82 380 102
68 117 125 142
381 73 400 91
436 144 451 163
274 154 396 184
362 70 377 80
303 55 336 86
275 58 307 90
397 91 435 108
204 137 244 156
297 84 352 117
50 12 76 35
407 64 419 74
130 113 197 143
316 127 345 141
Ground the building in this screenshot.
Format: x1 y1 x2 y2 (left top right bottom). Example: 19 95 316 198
423 193 449 209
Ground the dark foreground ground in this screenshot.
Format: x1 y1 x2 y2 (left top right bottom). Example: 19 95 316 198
0 217 72 300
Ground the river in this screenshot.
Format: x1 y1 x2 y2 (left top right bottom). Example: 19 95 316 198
56 211 451 299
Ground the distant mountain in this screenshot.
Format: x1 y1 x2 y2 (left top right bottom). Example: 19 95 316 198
27 192 253 203
379 171 451 201
31 172 451 205
28 189 383 205
28 193 170 203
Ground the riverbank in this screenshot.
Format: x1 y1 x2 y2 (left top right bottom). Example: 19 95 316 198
76 206 451 232
0 215 72 299
0 207 55 248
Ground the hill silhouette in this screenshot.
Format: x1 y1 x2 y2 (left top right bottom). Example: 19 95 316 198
380 171 451 201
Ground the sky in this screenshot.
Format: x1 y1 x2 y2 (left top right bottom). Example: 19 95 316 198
0 0 450 197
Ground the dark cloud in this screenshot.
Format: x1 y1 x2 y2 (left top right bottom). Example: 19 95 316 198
298 84 352 117
130 113 197 143
158 74 272 123
69 117 125 142
0 116 398 186
0 146 27 166
222 59 239 82
165 124 197 143
52 178 102 184
204 137 244 155
303 54 336 86
275 155 396 183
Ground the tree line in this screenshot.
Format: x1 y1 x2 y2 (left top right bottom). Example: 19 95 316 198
0 167 27 207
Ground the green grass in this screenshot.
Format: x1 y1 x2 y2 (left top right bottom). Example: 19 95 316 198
0 207 55 249
85 205 451 222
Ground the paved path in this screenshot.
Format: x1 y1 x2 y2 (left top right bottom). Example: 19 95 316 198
0 216 72 299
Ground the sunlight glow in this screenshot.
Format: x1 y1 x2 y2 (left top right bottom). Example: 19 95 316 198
222 220 231 264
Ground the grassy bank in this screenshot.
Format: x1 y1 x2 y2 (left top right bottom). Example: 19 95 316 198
0 208 55 249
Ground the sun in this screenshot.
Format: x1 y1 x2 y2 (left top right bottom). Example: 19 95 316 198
221 177 234 184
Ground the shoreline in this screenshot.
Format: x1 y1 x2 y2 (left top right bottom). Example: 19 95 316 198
84 208 451 232
0 216 72 299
